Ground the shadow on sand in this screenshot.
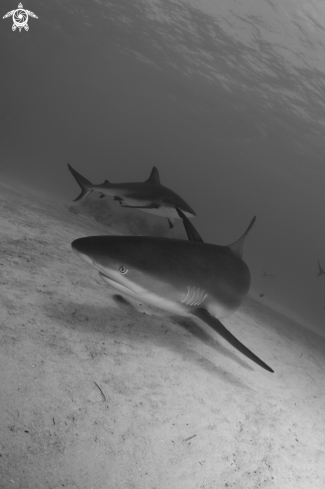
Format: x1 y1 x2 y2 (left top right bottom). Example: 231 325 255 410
42 293 257 389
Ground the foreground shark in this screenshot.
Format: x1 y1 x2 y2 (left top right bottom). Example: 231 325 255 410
71 210 273 372
67 163 196 228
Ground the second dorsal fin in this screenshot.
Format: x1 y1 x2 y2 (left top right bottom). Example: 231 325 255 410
145 167 160 184
228 216 256 259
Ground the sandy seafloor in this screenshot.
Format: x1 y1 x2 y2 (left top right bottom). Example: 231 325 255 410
0 179 324 489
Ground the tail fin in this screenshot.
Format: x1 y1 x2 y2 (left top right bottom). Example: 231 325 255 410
67 163 93 201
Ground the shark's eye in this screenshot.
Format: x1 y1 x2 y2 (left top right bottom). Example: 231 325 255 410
119 265 128 274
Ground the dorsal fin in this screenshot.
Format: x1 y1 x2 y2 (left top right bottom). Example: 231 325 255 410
176 207 203 242
145 167 160 184
104 179 110 184
228 216 256 258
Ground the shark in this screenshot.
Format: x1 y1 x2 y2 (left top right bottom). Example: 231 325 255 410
317 260 325 277
71 208 273 373
67 163 196 228
262 271 276 279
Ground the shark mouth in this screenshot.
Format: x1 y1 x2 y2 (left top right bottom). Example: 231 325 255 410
98 271 140 297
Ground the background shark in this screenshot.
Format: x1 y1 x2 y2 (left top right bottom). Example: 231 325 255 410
67 163 196 228
71 213 274 373
317 260 325 277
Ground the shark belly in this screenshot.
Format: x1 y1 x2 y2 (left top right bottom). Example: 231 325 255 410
120 196 153 206
100 272 243 319
99 272 188 315
141 206 194 219
139 290 189 315
96 188 116 198
116 196 194 219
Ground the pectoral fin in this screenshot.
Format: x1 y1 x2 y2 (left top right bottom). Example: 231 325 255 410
176 207 203 242
192 308 274 372
167 217 175 229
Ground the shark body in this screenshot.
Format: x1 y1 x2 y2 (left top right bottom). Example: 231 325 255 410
67 163 196 228
71 211 273 373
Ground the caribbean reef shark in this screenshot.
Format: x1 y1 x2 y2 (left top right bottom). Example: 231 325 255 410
71 210 273 372
67 163 196 228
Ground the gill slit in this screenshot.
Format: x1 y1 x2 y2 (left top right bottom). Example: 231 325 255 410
186 286 196 305
182 286 207 306
193 288 204 306
181 286 190 304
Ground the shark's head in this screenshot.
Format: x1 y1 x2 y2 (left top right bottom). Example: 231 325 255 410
71 236 192 313
72 236 146 298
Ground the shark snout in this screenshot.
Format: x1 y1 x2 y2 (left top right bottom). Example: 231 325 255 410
71 237 88 255
71 238 95 266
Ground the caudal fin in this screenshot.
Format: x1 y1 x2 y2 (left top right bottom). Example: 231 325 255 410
67 163 93 201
